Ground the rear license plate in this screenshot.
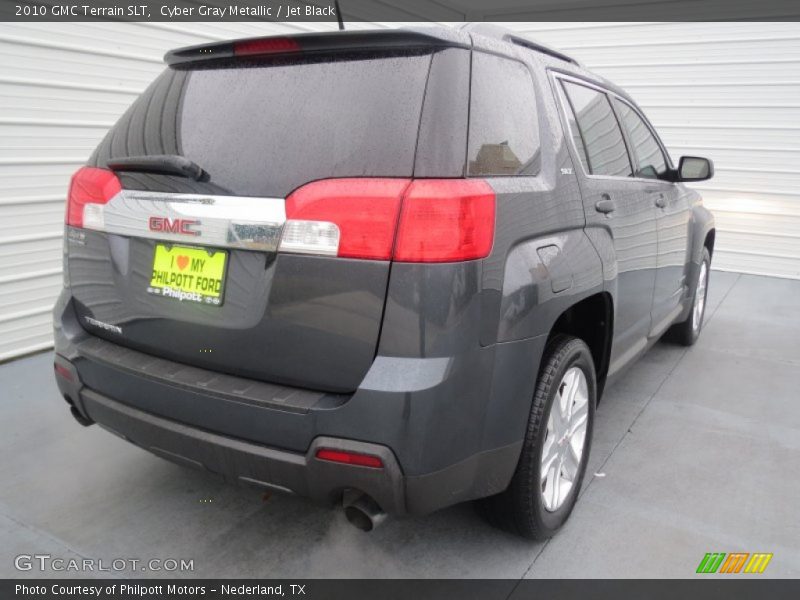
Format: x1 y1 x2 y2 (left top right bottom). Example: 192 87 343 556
148 244 227 306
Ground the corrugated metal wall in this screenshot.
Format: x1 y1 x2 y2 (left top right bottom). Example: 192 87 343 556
0 21 798 361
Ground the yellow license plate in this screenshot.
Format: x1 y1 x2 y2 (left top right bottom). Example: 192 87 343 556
148 244 227 306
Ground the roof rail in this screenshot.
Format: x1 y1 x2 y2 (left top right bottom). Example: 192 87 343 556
505 35 581 66
459 23 580 66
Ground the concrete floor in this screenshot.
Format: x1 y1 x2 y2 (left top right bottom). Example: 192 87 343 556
1 271 799 579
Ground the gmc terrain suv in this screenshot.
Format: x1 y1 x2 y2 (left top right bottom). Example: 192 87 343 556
53 24 715 538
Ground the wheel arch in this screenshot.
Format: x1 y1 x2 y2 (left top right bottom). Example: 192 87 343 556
690 203 716 265
704 228 716 257
546 291 614 400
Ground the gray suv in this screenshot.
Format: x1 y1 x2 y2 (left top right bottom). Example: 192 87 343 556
53 24 715 539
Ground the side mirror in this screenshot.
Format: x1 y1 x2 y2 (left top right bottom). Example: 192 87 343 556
677 156 714 182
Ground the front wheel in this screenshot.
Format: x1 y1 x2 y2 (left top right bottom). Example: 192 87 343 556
478 334 596 539
667 247 711 346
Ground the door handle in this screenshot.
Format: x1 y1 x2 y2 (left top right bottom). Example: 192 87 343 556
654 194 666 209
595 195 616 215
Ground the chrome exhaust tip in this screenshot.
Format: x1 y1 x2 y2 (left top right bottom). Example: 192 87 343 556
343 493 386 532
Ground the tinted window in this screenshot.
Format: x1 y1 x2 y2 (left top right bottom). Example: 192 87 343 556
468 53 540 176
556 83 589 172
92 52 432 197
614 99 669 179
561 81 632 178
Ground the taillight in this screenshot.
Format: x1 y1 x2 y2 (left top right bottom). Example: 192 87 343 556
394 179 495 262
280 178 495 263
315 448 384 469
66 167 121 229
282 179 409 260
233 37 301 57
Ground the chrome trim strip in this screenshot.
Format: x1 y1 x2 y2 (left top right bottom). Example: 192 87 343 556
87 190 286 252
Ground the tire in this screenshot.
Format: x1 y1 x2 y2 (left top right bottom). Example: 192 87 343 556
478 334 596 539
666 247 711 346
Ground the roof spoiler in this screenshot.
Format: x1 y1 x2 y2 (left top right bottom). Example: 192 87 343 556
165 29 471 67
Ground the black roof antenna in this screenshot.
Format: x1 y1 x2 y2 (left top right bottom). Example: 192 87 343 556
334 0 345 30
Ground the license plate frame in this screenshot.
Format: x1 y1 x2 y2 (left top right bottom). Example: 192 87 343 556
148 243 228 306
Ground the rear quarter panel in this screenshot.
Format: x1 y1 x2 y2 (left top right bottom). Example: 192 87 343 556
478 49 605 345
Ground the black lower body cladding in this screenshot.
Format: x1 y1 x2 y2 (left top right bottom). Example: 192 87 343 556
53 287 547 515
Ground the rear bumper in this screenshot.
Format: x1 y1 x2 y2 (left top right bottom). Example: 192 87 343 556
54 290 537 515
84 387 407 513
57 363 521 516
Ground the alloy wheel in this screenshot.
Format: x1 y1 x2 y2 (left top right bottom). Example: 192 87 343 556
541 366 589 512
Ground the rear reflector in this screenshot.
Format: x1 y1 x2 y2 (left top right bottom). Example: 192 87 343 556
234 37 301 57
66 167 121 229
315 448 384 469
280 178 495 263
54 362 73 382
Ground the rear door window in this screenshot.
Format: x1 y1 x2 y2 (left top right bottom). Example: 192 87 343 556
614 99 669 179
468 52 540 176
560 81 633 178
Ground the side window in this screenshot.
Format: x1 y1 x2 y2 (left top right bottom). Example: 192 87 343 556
614 99 669 179
555 82 589 172
560 81 633 178
468 53 540 176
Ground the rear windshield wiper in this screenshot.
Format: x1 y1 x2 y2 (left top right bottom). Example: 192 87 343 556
107 155 208 181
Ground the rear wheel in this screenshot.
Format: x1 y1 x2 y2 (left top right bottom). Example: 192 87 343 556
667 247 711 346
478 334 596 539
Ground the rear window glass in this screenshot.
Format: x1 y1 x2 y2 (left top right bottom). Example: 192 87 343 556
93 52 433 197
468 53 540 177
